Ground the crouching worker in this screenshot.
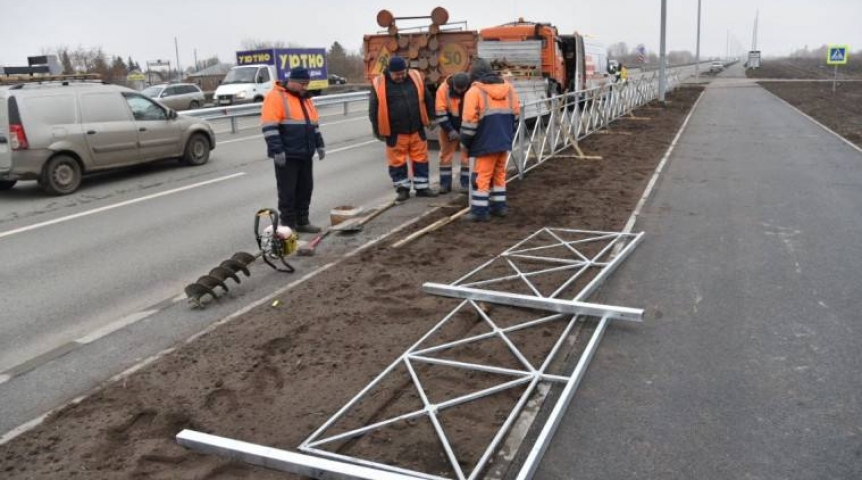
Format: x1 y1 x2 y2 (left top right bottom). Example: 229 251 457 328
435 72 471 193
460 59 521 222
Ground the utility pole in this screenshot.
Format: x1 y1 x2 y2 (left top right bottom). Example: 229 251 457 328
174 37 181 83
695 0 702 80
726 29 730 62
194 48 199 73
658 0 667 102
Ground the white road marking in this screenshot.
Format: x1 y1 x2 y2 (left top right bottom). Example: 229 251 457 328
0 172 246 240
76 310 158 344
328 139 378 153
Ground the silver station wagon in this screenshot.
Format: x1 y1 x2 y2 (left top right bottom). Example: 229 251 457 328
0 81 215 195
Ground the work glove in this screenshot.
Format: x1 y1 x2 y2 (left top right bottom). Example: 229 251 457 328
273 152 286 168
447 129 459 141
317 148 326 161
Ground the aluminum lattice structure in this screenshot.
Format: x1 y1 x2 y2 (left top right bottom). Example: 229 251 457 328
178 228 644 480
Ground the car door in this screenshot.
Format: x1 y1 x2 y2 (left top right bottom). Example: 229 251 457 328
79 91 141 167
122 93 183 162
158 85 182 110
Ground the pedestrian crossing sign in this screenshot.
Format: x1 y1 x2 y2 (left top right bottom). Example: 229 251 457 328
827 45 848 65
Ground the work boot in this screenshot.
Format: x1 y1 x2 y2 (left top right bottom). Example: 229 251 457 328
295 223 322 234
396 188 410 202
415 188 438 198
461 212 489 223
490 206 509 218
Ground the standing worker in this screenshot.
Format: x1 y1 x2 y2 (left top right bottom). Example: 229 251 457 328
435 72 471 194
370 56 438 202
460 58 521 222
260 67 326 232
620 63 629 82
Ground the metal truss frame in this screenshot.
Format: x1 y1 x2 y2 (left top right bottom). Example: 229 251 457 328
178 228 644 480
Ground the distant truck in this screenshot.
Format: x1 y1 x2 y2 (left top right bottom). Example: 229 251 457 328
214 48 329 106
362 8 612 120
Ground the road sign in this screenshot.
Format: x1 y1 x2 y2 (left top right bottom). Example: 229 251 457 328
827 45 848 65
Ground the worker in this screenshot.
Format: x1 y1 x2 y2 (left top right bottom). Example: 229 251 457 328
435 72 471 194
370 56 438 202
460 59 521 222
620 63 629 82
260 67 326 233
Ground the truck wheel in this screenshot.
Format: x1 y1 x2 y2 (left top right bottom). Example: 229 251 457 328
182 133 211 166
41 154 82 195
0 180 17 190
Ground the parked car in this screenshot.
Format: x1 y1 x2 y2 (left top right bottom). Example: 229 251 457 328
141 83 206 110
709 61 725 73
327 74 347 85
0 81 215 195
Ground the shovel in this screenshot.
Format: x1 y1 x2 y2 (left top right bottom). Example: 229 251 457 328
331 201 397 233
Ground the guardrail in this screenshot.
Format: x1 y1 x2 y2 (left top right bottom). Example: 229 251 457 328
178 91 370 134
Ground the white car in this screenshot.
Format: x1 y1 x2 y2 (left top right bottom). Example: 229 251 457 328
710 62 724 73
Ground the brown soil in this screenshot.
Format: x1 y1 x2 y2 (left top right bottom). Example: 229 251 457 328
746 57 862 79
0 86 703 480
759 81 862 148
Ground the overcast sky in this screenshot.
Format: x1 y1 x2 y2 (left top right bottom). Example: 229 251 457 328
2 0 860 69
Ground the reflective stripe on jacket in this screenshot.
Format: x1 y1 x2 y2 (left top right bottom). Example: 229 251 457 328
260 84 323 159
460 80 521 157
371 69 430 137
434 75 464 133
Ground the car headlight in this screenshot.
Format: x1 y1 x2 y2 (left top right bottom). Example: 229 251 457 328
236 91 247 99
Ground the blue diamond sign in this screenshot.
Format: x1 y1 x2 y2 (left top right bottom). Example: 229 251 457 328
827 45 848 65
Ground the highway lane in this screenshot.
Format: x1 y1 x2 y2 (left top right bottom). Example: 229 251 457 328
0 105 405 376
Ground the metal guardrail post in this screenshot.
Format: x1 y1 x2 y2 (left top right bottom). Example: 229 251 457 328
517 106 527 180
230 116 238 134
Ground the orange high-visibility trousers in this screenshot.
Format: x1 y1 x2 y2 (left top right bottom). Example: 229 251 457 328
438 129 469 190
385 132 430 190
471 152 508 216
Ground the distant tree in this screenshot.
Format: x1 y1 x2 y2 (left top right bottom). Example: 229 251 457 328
60 49 74 74
111 56 128 80
327 41 349 75
91 49 111 81
199 55 221 70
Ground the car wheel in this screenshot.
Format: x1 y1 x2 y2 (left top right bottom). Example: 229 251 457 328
189 100 200 109
41 154 82 195
0 180 17 190
182 133 210 166
254 96 264 103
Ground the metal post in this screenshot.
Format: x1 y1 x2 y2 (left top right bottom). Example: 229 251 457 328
174 37 181 83
517 106 526 179
230 116 238 134
658 0 667 103
833 65 838 93
695 0 701 80
343 101 349 116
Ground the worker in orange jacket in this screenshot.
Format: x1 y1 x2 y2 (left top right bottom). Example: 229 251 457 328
369 56 438 202
460 59 521 222
260 67 325 232
435 72 471 194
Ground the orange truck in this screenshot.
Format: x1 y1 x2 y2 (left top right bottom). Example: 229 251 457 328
362 8 612 118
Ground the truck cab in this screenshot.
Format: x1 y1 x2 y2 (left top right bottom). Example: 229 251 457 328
213 64 275 106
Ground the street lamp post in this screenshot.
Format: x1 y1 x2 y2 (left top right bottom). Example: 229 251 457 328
658 0 667 102
695 0 702 80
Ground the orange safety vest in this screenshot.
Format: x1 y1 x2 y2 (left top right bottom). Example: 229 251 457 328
372 70 429 137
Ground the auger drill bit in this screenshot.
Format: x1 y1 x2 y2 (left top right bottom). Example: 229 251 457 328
196 274 229 293
220 258 251 277
185 283 217 308
231 251 257 266
209 266 241 284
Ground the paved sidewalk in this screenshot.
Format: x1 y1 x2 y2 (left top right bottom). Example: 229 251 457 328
535 77 862 479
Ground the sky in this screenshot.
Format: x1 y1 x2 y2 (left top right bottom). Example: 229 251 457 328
2 0 861 69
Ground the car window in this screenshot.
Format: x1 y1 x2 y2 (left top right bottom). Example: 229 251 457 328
162 86 179 97
141 86 163 98
257 68 270 83
80 92 133 123
122 93 167 121
182 85 199 94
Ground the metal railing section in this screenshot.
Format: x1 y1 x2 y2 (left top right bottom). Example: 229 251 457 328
178 91 371 134
509 69 682 179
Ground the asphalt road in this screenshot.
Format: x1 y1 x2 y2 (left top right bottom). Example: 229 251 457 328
536 67 862 478
0 102 447 436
